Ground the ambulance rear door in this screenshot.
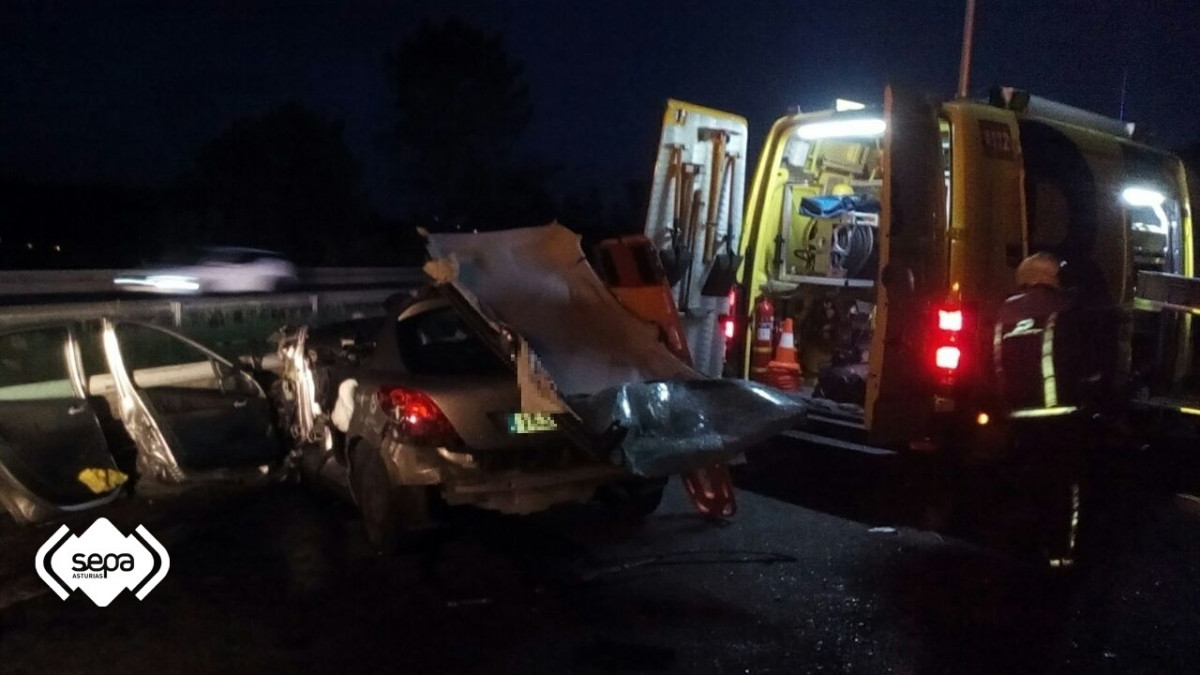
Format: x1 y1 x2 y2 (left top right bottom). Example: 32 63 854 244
866 86 949 445
643 100 748 377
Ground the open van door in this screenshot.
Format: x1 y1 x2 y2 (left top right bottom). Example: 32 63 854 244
866 86 949 445
643 99 748 377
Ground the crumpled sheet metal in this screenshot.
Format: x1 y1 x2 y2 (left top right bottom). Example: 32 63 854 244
424 224 806 473
576 379 805 477
425 224 701 397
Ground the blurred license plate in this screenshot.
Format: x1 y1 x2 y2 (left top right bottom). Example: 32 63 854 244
506 412 558 435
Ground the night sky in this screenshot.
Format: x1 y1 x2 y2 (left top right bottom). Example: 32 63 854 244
3 0 1199 217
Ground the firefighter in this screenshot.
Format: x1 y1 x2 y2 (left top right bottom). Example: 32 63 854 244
993 251 1103 568
994 252 1074 415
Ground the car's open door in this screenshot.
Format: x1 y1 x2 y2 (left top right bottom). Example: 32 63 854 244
0 324 123 523
100 319 283 483
866 86 949 445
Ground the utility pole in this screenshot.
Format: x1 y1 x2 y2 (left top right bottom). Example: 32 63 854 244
1119 67 1129 120
957 0 977 98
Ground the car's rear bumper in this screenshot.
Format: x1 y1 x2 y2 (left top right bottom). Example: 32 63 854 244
380 438 624 515
441 464 625 514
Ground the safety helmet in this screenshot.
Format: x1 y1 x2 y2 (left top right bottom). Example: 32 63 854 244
830 183 855 197
1015 252 1062 289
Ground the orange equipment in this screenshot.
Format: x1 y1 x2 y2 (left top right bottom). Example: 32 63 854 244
594 237 692 362
765 318 802 391
593 235 737 517
749 296 775 382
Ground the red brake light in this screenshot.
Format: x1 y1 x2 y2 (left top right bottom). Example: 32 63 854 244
376 386 457 443
931 302 966 379
723 317 736 340
935 346 961 370
938 309 963 332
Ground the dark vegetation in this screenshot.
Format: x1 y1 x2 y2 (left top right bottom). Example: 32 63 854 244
0 17 642 270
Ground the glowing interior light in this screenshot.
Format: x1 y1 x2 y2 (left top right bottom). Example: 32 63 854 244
1121 187 1165 207
935 346 961 370
835 98 866 112
795 118 886 140
976 412 990 426
938 309 964 332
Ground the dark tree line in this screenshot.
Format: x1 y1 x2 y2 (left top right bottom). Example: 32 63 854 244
177 102 369 265
388 17 553 229
2 17 646 269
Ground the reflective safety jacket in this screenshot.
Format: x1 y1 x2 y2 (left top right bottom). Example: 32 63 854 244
993 285 1077 418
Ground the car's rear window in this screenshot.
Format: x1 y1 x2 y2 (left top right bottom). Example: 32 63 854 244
396 307 506 376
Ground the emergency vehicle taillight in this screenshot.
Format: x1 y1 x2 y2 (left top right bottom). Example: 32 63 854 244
376 386 457 444
720 288 739 346
930 301 965 380
935 345 961 370
938 309 963 332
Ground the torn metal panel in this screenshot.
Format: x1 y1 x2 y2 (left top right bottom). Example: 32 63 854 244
424 224 806 476
426 224 701 397
576 379 805 477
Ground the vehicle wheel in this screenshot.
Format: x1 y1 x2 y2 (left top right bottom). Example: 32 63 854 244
348 442 431 552
631 479 667 517
601 477 667 519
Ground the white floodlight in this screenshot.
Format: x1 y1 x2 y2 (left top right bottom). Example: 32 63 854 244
835 99 866 112
1121 187 1165 208
795 118 886 140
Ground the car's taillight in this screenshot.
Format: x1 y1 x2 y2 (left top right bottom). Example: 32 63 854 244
376 386 458 444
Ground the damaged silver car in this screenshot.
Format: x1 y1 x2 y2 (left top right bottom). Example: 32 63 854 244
0 319 284 524
272 224 805 548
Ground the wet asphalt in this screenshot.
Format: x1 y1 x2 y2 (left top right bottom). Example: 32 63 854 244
1 438 1198 675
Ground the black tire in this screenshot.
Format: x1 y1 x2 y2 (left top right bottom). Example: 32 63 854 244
600 477 667 519
348 442 431 552
630 478 667 517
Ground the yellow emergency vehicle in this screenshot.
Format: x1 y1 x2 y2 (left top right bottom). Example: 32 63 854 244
644 86 1197 562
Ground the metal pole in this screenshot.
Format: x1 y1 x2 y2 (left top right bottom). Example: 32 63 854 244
1119 67 1129 120
957 0 977 98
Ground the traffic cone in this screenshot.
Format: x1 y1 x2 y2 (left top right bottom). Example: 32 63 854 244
766 318 801 391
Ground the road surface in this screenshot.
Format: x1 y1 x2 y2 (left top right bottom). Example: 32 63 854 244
0 441 1197 674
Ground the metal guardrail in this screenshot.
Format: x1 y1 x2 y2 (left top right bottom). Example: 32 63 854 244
0 267 423 296
0 288 408 329
0 288 411 367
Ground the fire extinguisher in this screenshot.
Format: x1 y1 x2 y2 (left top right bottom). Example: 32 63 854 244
750 296 775 382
